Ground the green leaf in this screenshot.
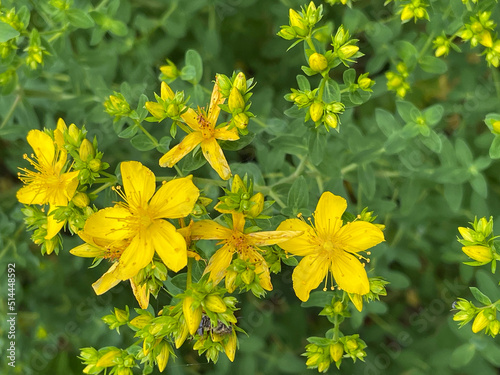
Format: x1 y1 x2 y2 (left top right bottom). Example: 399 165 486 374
444 183 463 212
130 134 157 151
118 125 138 138
396 101 420 123
282 256 298 267
420 130 442 153
156 136 171 153
301 291 335 308
384 133 406 154
400 122 420 139
343 68 356 85
308 129 326 166
358 163 376 200
455 139 473 165
450 343 475 368
423 104 444 126
66 9 96 29
185 49 203 84
180 65 196 82
296 75 310 91
375 108 399 137
395 40 418 68
470 174 487 198
469 287 492 306
323 79 340 102
0 21 20 42
489 135 500 159
286 176 309 216
419 56 448 74
107 19 128 36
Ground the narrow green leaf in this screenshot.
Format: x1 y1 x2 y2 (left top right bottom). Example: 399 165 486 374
66 9 95 29
419 55 448 74
0 21 20 42
130 134 157 151
296 75 310 91
185 49 203 84
450 343 475 368
489 136 500 159
469 286 492 306
287 176 309 216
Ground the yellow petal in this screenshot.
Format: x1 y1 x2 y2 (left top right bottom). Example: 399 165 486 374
207 76 225 127
54 118 67 149
315 192 346 237
203 244 234 285
191 220 232 240
92 262 122 295
224 330 237 362
462 245 492 263
150 220 187 272
45 207 66 239
55 170 79 206
180 107 201 131
335 221 385 254
120 161 156 207
348 293 364 312
330 251 369 295
159 131 204 168
69 243 106 258
201 138 231 180
214 126 239 141
232 212 245 232
16 183 46 205
276 219 318 256
292 254 329 301
150 176 199 219
247 230 303 246
130 277 150 309
117 233 155 280
27 130 55 167
83 206 133 241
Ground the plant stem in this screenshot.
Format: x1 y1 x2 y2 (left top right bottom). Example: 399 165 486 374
0 94 21 130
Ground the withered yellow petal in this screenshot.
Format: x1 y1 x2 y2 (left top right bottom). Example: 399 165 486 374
315 192 346 237
150 220 187 272
201 138 231 180
292 254 329 302
159 131 204 168
92 262 122 295
335 221 384 254
150 176 199 219
130 277 150 309
120 161 156 207
276 218 318 256
330 251 370 295
214 126 239 141
207 76 225 127
180 108 201 131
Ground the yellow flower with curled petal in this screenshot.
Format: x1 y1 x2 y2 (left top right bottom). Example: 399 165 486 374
73 161 199 294
158 76 239 180
277 192 385 301
190 213 301 291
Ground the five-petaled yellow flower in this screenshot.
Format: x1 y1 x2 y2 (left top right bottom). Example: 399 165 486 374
190 212 300 290
277 191 385 301
17 119 79 239
158 77 239 180
73 161 199 295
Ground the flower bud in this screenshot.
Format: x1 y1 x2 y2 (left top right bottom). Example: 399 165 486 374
472 310 490 333
330 342 344 362
277 26 297 40
89 158 102 173
241 269 255 285
204 294 227 313
326 101 345 113
492 120 500 134
183 296 202 335
325 113 339 129
346 339 358 351
489 320 500 336
129 314 153 329
246 192 264 218
309 102 324 122
175 321 189 348
79 139 95 162
96 349 121 367
160 81 175 100
462 245 492 263
145 101 167 119
289 9 308 36
166 103 179 118
414 7 427 19
228 86 245 113
333 301 345 314
225 270 238 293
338 44 359 60
224 331 237 362
68 123 80 145
233 72 247 93
479 30 493 48
72 192 90 208
155 341 170 372
401 6 414 22
234 113 249 129
308 53 328 72
470 21 483 34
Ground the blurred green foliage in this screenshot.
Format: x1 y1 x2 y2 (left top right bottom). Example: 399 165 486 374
2 0 500 373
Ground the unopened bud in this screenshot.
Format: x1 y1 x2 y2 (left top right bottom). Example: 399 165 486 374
72 192 90 208
309 102 324 122
204 294 227 313
156 341 170 372
325 113 338 129
79 139 95 162
308 53 328 72
330 343 344 362
246 192 264 218
233 72 247 93
96 349 121 367
241 269 255 285
338 44 359 60
234 112 249 129
228 86 245 113
401 6 414 22
225 270 238 293
68 123 80 145
145 102 167 119
89 159 102 173
472 310 490 333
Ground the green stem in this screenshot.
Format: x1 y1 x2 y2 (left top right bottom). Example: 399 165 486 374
137 122 159 147
0 94 21 130
91 181 113 195
491 68 500 103
186 257 193 288
250 117 268 128
305 35 316 52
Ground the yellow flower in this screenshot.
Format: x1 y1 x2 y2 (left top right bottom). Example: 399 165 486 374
462 245 493 263
191 213 300 290
159 77 240 180
277 192 385 301
17 128 79 207
74 161 199 294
